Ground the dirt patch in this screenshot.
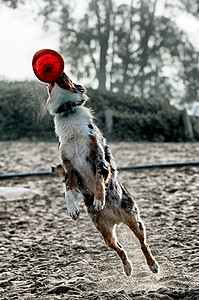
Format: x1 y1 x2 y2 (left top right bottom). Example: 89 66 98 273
0 142 199 299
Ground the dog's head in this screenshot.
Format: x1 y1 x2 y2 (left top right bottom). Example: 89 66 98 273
47 72 88 115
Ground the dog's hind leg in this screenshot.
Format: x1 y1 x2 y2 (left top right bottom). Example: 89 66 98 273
129 217 158 273
97 220 132 276
123 199 159 274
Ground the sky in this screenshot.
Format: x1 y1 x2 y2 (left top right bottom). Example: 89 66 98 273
0 1 199 82
0 5 60 81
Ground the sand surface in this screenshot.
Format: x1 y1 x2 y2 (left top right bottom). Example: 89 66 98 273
0 141 199 299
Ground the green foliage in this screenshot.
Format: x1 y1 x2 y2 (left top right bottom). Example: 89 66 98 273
0 81 55 141
87 89 187 141
1 81 199 142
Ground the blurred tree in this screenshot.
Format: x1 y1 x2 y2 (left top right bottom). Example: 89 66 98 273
38 0 198 103
163 0 199 103
59 0 113 90
2 0 199 103
0 0 24 8
165 0 199 20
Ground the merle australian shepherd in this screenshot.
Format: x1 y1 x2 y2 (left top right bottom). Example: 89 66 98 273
47 73 159 276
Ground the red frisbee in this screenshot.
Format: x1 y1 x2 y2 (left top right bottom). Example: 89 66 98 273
32 49 64 83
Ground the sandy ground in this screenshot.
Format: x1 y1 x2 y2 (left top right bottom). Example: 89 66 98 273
0 141 199 299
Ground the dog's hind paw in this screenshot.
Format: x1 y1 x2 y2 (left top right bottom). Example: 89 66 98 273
123 260 132 276
94 199 105 211
149 260 159 274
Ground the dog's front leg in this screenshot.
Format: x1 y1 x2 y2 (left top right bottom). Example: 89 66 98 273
94 175 106 210
60 152 80 220
89 135 111 211
65 188 80 220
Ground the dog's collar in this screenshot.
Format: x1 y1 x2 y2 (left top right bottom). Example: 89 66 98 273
56 102 76 114
56 99 85 116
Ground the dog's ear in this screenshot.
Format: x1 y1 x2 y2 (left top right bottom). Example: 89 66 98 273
56 73 75 91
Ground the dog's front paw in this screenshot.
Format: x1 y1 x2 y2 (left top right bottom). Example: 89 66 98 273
94 199 105 211
69 209 80 220
67 203 80 220
65 189 80 220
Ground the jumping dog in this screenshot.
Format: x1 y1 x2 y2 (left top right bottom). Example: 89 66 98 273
47 73 159 276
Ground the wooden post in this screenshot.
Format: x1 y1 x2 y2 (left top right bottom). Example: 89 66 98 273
182 109 194 140
105 110 113 139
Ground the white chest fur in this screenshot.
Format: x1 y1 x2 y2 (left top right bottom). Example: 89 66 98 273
54 106 92 141
55 106 95 192
62 135 95 191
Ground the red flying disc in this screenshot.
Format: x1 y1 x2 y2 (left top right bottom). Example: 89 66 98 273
32 49 64 83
